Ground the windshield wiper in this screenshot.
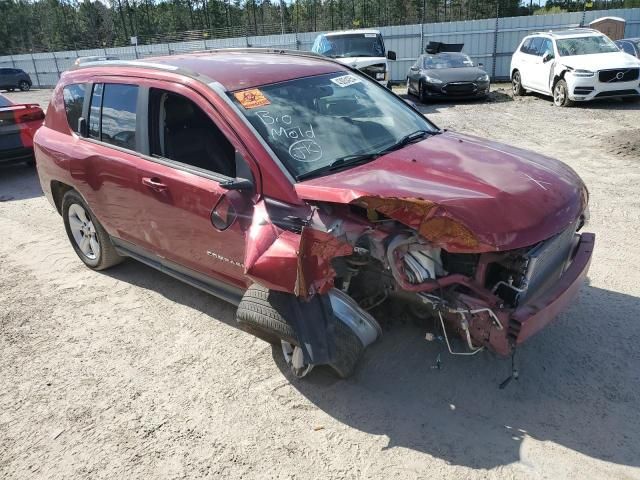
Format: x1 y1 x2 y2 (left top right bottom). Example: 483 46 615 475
297 153 379 181
377 130 431 155
296 131 433 181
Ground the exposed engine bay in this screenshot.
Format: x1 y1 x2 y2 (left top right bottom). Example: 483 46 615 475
244 196 591 368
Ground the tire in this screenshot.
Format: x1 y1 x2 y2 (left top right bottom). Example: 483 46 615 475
512 70 525 96
553 79 573 107
18 80 30 92
236 283 365 378
61 190 123 270
418 81 429 103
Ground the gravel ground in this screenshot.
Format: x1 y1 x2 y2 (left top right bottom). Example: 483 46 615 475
1 85 640 480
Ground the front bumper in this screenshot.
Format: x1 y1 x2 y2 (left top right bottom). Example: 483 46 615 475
485 232 595 355
423 81 490 99
567 74 640 101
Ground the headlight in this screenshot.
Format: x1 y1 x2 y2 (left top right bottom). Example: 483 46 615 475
476 73 490 82
424 75 443 85
571 69 595 78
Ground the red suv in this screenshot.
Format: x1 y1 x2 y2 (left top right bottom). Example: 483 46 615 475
34 51 594 379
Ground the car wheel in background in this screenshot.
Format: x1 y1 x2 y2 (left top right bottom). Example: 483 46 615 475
18 81 30 91
62 190 123 270
512 70 525 96
419 82 429 103
553 79 573 107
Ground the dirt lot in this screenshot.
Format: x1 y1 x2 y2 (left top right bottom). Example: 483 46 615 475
1 85 639 480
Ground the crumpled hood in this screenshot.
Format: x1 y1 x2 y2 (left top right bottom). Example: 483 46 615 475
295 131 588 253
559 51 640 71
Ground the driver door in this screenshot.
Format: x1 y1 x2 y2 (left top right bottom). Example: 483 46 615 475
135 83 258 290
530 38 555 93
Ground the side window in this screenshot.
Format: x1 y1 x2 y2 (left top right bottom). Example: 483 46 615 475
619 42 635 55
529 37 544 56
520 38 532 54
62 84 86 133
540 38 554 58
88 83 103 140
100 83 138 150
148 89 235 178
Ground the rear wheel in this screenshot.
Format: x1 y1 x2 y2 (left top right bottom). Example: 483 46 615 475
18 80 30 92
62 190 122 270
512 70 525 96
553 79 573 107
236 283 365 379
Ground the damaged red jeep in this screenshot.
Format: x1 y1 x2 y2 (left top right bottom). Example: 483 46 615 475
34 50 594 379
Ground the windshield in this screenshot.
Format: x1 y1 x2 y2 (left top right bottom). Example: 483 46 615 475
556 35 619 56
231 72 437 180
312 33 384 58
423 53 474 69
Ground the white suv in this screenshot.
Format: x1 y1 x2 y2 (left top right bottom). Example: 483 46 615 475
510 28 640 106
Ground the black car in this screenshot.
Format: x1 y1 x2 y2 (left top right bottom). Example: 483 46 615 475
615 38 640 59
0 68 33 92
406 43 490 102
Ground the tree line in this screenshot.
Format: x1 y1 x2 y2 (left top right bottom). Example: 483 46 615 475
0 0 638 55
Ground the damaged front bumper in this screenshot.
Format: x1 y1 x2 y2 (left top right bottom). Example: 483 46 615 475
445 232 595 356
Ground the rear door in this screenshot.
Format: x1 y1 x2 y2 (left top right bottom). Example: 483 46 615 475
69 81 147 244
134 82 258 290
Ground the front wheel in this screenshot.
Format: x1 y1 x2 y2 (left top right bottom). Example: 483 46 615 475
18 80 30 92
553 79 573 107
62 190 123 270
418 82 429 103
236 283 365 379
512 71 525 96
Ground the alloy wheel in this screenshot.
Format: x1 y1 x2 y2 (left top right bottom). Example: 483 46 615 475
512 73 521 94
554 83 565 106
67 203 100 260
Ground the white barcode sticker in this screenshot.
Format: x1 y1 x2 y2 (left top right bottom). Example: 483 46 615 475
330 74 362 88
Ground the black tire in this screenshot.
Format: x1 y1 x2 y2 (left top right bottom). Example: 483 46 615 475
236 283 365 378
61 190 123 270
512 70 525 96
418 81 429 103
553 79 573 107
18 80 30 92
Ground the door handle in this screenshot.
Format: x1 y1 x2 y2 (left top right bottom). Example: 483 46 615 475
142 176 167 192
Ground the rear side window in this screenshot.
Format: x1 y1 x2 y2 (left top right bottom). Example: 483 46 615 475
100 84 138 150
520 38 532 53
62 84 86 133
528 37 544 56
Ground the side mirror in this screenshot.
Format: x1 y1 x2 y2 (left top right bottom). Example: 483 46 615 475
77 117 88 137
220 177 254 192
542 52 554 63
409 65 418 71
387 50 397 61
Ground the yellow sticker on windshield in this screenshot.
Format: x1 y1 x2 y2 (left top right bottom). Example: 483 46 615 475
234 88 271 109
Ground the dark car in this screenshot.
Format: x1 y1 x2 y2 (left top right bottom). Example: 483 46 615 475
34 50 593 380
615 38 640 59
407 51 490 102
0 68 33 92
0 93 44 165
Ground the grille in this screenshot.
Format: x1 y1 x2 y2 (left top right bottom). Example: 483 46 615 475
518 223 577 303
442 82 476 95
598 68 639 83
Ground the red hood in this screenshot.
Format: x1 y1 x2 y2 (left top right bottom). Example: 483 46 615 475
295 131 587 253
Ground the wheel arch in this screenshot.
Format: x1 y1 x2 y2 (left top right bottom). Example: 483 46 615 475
50 180 74 214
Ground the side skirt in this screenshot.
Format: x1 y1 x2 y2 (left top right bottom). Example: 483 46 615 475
112 237 245 306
